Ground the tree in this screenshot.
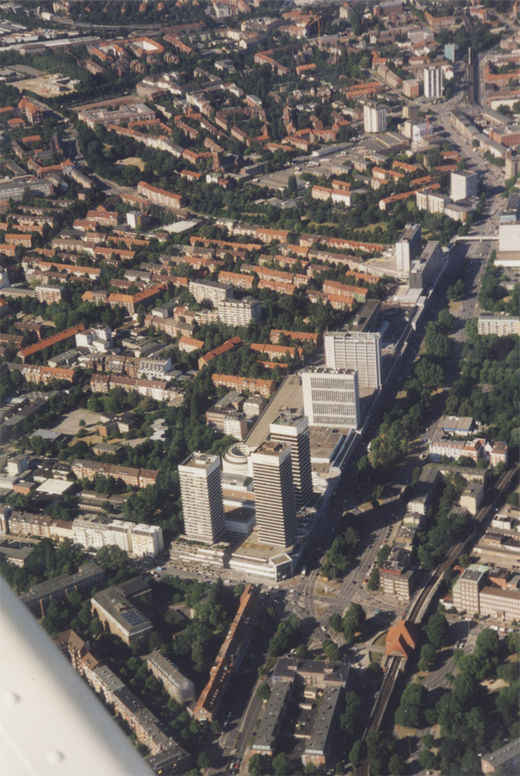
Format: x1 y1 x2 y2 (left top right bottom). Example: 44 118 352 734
249 754 270 776
349 740 363 768
418 749 438 770
197 752 211 770
389 753 406 775
425 612 448 650
376 544 391 567
341 692 362 738
322 638 340 661
395 682 426 728
475 628 500 661
367 567 380 590
328 613 342 632
419 643 435 672
257 682 271 701
272 753 290 776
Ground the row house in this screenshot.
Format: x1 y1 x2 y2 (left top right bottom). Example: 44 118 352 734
90 373 182 404
34 286 63 304
322 280 369 303
212 373 275 398
270 330 318 346
19 364 75 385
18 324 85 363
429 437 486 463
178 335 204 353
218 270 255 290
144 315 192 339
71 459 158 489
198 335 242 369
250 343 301 361
137 181 185 210
258 278 295 295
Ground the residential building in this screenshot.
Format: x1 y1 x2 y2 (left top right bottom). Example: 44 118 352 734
395 224 422 273
302 686 343 769
302 368 360 429
72 516 164 557
409 240 445 290
450 170 478 202
380 551 415 602
251 679 294 756
423 65 443 99
194 585 259 721
188 278 232 305
91 577 153 646
478 315 520 336
324 331 382 389
22 562 105 617
481 738 520 775
459 482 485 515
269 411 313 507
137 181 184 210
363 103 386 133
178 452 225 544
452 563 489 615
217 296 262 326
145 651 195 704
71 460 158 489
251 441 297 548
212 373 274 398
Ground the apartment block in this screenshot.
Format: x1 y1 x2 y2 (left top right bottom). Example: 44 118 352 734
409 240 445 290
452 564 489 615
72 516 163 557
478 315 520 336
217 296 262 326
423 65 443 99
188 278 232 305
395 223 422 273
363 103 386 133
450 170 478 202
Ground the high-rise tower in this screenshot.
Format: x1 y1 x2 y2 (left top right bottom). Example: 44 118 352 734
251 441 297 548
324 331 382 389
178 452 225 544
270 410 312 507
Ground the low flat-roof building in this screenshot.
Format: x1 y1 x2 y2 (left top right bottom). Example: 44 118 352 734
145 651 195 705
91 577 153 646
481 737 520 775
22 562 105 618
251 678 294 756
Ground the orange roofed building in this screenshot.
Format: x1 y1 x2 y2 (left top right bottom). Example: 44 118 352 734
194 585 259 722
385 620 417 660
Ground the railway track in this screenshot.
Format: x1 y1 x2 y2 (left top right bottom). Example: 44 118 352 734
360 466 519 771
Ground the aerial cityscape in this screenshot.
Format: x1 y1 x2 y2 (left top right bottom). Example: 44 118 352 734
0 0 519 774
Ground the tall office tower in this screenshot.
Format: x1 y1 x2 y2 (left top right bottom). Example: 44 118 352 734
301 367 360 429
324 331 382 389
251 441 297 547
270 410 313 508
363 103 387 134
178 452 225 544
423 66 442 99
450 170 478 202
498 194 520 253
395 223 422 273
